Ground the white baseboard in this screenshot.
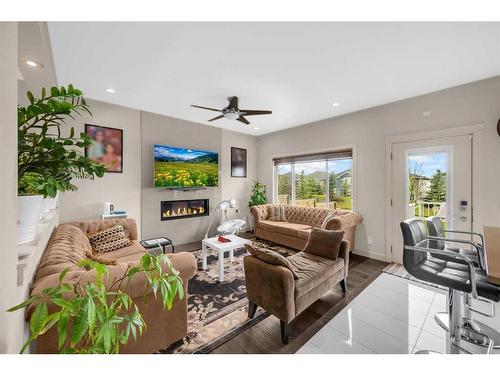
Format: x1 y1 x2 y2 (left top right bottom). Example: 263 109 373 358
352 249 388 262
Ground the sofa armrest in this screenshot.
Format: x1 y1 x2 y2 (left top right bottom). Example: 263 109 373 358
324 211 363 231
338 240 349 278
66 218 138 241
243 255 296 323
250 205 269 232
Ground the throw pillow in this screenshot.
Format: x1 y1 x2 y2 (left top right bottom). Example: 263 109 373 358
246 244 299 279
88 224 131 254
321 211 336 229
303 227 344 260
268 206 286 222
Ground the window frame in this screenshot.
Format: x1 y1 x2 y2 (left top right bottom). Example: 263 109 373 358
273 146 356 211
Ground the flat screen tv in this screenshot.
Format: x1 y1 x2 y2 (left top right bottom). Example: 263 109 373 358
154 144 219 188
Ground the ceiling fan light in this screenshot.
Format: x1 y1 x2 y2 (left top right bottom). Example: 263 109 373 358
224 112 240 120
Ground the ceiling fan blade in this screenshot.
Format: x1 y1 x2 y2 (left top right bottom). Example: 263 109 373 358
236 116 250 125
191 105 222 112
239 110 272 116
208 115 224 122
227 96 239 110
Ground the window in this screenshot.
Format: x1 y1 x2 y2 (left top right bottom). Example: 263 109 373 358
276 164 292 204
274 150 353 210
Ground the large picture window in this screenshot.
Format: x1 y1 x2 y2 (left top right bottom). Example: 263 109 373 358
273 149 353 210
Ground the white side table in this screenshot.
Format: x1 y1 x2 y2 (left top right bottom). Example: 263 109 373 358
201 234 251 282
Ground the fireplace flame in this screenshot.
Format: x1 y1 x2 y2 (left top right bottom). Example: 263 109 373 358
162 204 206 218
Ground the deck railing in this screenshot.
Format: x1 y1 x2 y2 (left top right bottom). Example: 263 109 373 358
409 201 446 219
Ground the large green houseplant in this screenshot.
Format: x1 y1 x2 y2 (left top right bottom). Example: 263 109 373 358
17 85 105 244
248 180 268 208
9 252 184 354
247 181 268 231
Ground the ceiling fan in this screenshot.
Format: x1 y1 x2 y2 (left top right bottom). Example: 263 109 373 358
191 96 272 125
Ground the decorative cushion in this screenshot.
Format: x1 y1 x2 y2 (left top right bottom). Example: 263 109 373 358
303 227 344 260
269 206 286 222
321 211 337 229
246 244 299 279
88 224 132 254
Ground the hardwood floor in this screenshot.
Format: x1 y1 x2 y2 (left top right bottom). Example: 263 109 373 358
210 253 388 354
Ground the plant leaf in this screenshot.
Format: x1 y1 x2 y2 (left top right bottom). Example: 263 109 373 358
71 307 89 346
30 301 48 337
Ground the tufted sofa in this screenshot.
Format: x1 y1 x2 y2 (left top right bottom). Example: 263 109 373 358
250 204 362 251
28 218 197 353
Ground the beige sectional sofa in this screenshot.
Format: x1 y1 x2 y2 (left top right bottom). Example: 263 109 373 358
29 218 197 354
250 204 363 251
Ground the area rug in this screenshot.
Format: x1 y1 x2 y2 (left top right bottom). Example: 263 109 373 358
160 239 297 354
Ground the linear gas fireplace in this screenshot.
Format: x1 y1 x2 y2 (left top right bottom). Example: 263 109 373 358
161 199 209 221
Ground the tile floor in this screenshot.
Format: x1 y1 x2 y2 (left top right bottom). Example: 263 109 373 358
297 272 500 354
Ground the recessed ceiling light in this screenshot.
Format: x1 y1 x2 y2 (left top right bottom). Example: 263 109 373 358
253 127 259 130
23 59 44 68
106 88 116 93
332 102 340 107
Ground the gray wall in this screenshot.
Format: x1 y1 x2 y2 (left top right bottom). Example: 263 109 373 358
59 100 143 236
257 76 500 260
59 104 258 245
220 129 258 224
0 22 21 354
140 112 223 243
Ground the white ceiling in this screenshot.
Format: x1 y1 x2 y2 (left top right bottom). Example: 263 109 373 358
47 22 500 135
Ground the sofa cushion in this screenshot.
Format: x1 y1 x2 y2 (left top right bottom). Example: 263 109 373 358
88 224 132 254
289 252 345 297
97 241 146 261
246 244 299 279
297 228 311 240
258 220 279 231
258 221 311 237
303 227 344 260
85 250 117 265
273 222 311 237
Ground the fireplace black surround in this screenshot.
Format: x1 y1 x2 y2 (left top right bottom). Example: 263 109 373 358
161 199 209 221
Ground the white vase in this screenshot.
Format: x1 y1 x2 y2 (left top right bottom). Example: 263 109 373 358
17 195 43 245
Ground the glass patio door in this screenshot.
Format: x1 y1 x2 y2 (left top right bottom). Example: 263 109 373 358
390 134 472 263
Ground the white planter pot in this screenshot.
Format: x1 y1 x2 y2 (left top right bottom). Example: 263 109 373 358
17 195 43 245
41 193 59 217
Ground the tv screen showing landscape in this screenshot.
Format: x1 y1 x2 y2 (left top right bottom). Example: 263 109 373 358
154 144 219 188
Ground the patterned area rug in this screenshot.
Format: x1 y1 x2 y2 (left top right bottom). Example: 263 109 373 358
160 239 297 354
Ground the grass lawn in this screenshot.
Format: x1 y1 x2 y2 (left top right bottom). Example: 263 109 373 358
335 196 352 210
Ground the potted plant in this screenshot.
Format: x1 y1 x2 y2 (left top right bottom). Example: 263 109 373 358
17 173 45 244
17 85 104 244
247 181 268 230
9 252 184 353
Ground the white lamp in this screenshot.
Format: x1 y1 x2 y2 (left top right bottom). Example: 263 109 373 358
204 199 245 238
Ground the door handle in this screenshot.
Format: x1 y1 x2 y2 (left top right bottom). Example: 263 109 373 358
459 216 467 222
